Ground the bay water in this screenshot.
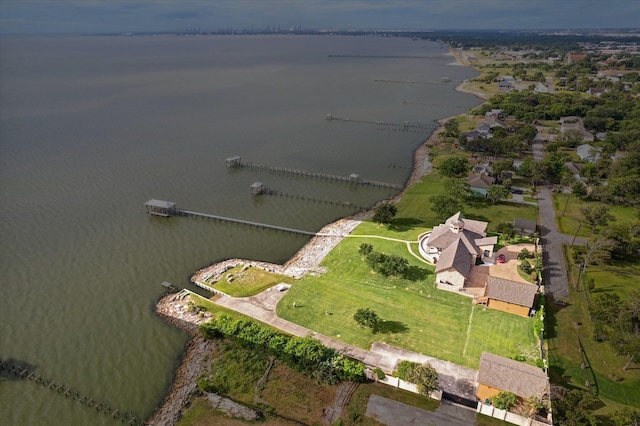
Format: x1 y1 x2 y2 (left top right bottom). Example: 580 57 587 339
0 34 479 425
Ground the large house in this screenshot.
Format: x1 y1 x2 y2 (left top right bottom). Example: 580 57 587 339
477 352 549 403
419 213 497 292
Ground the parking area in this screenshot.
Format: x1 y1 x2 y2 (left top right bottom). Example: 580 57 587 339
488 243 536 283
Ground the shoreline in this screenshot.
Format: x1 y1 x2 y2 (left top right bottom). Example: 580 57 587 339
149 46 484 425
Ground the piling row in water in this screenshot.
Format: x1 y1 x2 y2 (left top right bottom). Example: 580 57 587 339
328 54 443 59
325 114 434 133
402 100 469 108
232 160 403 190
258 187 369 211
0 359 143 425
374 79 451 85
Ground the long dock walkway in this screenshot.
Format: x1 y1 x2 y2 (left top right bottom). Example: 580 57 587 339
228 158 403 190
176 209 318 236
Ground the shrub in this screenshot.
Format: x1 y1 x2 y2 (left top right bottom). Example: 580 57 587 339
492 391 518 410
517 248 531 260
373 368 386 380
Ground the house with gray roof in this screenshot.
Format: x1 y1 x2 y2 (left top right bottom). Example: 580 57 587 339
418 213 497 293
468 174 495 198
576 143 601 163
477 352 549 402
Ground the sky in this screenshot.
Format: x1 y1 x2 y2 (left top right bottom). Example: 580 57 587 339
1 0 639 34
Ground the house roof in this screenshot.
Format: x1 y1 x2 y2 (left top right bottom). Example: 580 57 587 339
514 218 537 232
478 352 548 399
475 236 498 247
577 144 601 161
145 199 176 209
468 174 495 189
487 276 538 308
564 161 583 175
435 238 472 277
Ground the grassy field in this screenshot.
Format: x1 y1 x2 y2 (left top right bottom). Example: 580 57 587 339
390 170 537 233
277 232 538 369
546 247 640 413
203 265 294 297
554 193 637 238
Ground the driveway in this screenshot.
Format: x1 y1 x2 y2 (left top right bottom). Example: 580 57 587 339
490 244 536 284
366 395 476 426
537 186 587 300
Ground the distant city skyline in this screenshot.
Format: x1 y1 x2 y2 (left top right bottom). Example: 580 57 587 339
1 0 639 35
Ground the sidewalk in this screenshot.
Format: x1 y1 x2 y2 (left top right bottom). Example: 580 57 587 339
210 286 479 400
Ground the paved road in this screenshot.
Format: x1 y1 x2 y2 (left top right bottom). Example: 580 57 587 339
537 186 587 301
366 395 476 426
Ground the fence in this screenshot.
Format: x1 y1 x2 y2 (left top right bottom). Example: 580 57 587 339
477 402 552 426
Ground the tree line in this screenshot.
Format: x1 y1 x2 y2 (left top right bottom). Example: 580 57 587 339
200 315 366 385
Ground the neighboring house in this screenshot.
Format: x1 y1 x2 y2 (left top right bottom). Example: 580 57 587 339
468 174 495 198
587 87 606 96
565 53 588 63
472 161 493 175
559 117 594 142
564 161 583 178
418 213 497 292
534 83 549 93
514 217 537 236
486 276 539 317
476 123 492 135
498 80 513 90
484 109 505 120
477 352 549 402
576 143 601 163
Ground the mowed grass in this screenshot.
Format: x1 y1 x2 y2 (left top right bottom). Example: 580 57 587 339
392 170 537 233
554 193 637 238
465 306 538 363
206 265 294 297
546 247 640 410
277 233 537 369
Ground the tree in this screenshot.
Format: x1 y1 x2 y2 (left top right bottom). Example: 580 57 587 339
497 222 515 239
396 361 439 396
551 387 599 426
571 180 588 199
491 159 514 183
487 185 510 204
446 178 473 201
439 157 470 178
611 407 640 426
443 119 460 138
580 204 614 233
358 243 373 256
372 203 397 224
491 391 518 410
429 195 463 221
353 308 379 332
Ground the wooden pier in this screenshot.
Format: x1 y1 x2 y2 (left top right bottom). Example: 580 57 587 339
0 359 144 425
145 199 319 237
250 183 368 210
226 156 403 190
325 114 437 134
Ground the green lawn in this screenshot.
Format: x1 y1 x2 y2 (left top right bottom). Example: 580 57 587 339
546 247 640 412
554 193 637 238
277 232 538 369
391 170 537 233
204 265 294 297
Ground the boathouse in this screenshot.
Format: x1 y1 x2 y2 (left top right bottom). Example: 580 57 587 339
145 199 176 217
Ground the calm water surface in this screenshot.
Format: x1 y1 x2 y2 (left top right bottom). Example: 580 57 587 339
0 34 479 425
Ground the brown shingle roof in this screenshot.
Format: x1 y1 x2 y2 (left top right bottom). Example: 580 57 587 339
435 238 472 277
479 352 548 399
467 174 495 189
487 276 538 307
